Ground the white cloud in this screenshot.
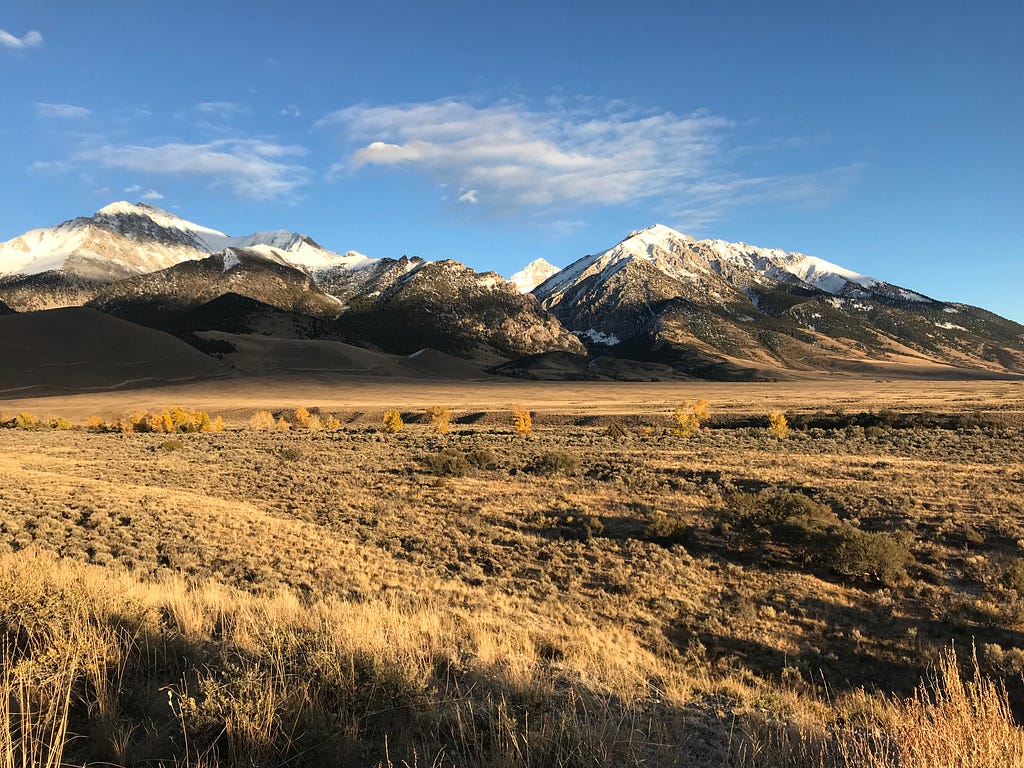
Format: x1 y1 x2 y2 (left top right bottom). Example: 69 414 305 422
0 28 43 51
195 101 248 119
124 184 142 193
35 102 91 119
458 188 479 204
141 189 164 200
280 105 301 118
319 98 855 225
72 139 310 200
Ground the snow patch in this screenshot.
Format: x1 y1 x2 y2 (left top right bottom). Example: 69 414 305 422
576 328 621 346
222 251 240 272
509 258 561 293
934 321 967 331
898 288 930 302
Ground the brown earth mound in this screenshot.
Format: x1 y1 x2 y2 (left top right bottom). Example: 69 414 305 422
0 307 227 395
197 331 487 379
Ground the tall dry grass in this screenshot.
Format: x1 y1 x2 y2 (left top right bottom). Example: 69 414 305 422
3 549 1023 767
737 647 1024 768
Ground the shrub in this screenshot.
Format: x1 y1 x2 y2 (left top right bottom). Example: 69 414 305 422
15 412 41 430
644 512 690 544
673 399 709 436
275 416 291 431
83 415 107 433
767 410 789 438
527 451 580 476
1003 559 1024 593
276 446 303 462
425 406 451 435
831 528 913 585
157 438 184 452
189 411 212 433
512 408 532 436
424 449 471 477
382 410 404 434
294 407 311 427
726 490 837 537
725 490 914 584
304 415 324 432
168 407 192 432
249 411 277 431
122 411 149 433
465 448 498 470
50 417 73 430
551 512 604 541
604 422 627 439
324 415 341 431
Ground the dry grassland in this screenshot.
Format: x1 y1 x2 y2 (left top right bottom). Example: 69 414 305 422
1 377 1024 767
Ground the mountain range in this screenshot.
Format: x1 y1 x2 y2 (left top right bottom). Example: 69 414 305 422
1 202 1022 385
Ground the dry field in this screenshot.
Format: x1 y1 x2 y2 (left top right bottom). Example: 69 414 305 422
2 377 1024 767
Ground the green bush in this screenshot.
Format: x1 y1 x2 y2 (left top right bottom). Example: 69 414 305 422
644 512 690 544
425 449 471 477
726 491 837 541
1003 559 1024 593
831 528 912 585
605 422 627 439
527 451 580 476
465 448 498 470
724 490 913 584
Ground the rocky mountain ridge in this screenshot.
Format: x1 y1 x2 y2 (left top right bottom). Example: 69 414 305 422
2 206 1022 379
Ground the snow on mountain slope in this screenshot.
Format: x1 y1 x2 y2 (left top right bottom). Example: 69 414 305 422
0 201 374 281
0 215 208 281
538 224 932 304
508 258 561 293
535 224 710 306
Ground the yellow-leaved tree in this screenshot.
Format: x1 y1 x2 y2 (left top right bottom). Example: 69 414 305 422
382 409 404 434
512 408 532 436
673 398 709 436
768 410 789 438
425 406 451 435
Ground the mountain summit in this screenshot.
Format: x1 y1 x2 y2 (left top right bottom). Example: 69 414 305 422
0 202 371 310
508 258 561 293
534 224 1024 378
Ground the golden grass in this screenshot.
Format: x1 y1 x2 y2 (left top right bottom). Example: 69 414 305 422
2 550 1022 767
0 385 1022 766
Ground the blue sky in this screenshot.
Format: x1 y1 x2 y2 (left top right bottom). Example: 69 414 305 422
2 0 1022 321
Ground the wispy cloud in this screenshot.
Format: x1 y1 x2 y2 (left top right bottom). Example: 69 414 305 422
319 98 856 226
74 139 309 200
194 101 248 119
0 28 43 51
35 102 91 120
125 184 164 200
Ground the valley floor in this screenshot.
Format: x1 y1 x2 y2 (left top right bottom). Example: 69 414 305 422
2 379 1024 766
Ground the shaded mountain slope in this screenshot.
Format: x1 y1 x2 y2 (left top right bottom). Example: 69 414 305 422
0 308 227 395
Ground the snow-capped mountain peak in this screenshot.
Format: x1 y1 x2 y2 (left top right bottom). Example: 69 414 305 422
535 224 705 301
91 201 232 253
508 258 561 293
0 201 375 285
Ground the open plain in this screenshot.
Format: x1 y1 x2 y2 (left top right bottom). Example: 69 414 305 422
2 377 1024 766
